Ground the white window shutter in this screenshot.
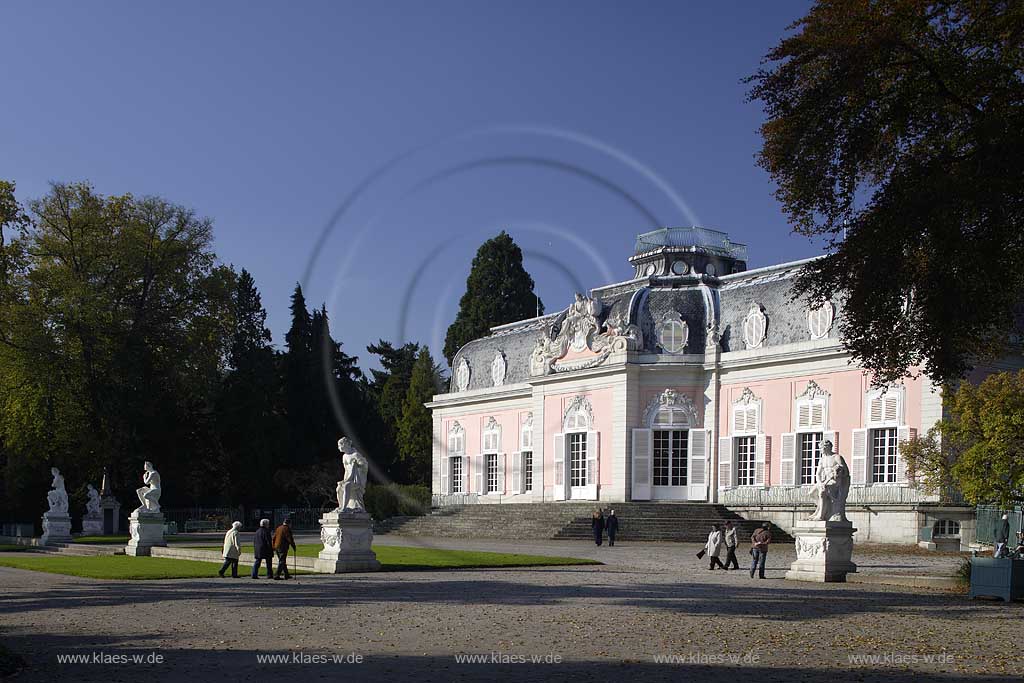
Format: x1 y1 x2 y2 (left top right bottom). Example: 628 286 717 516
497 453 506 494
511 451 522 494
460 458 468 494
780 432 797 486
440 456 450 495
553 433 566 500
586 430 599 487
688 429 709 501
754 434 769 487
631 428 652 501
732 408 744 434
718 437 733 489
851 429 868 485
532 446 542 494
797 403 810 430
884 395 899 423
896 426 916 484
473 455 484 494
811 403 824 429
869 396 884 424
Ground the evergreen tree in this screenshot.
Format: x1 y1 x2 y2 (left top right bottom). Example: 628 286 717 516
367 339 419 477
443 231 543 365
284 285 316 466
397 346 441 485
219 269 282 503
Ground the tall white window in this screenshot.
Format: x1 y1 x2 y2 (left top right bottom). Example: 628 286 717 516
568 432 587 488
872 427 899 483
450 456 463 493
799 432 822 485
522 451 533 492
735 436 757 486
653 430 688 486
520 418 534 493
486 453 499 493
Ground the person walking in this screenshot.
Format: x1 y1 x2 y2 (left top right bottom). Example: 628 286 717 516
273 518 297 580
591 508 605 547
750 522 772 579
606 509 619 547
994 513 1010 558
705 524 726 570
723 521 739 570
218 521 242 578
251 518 274 579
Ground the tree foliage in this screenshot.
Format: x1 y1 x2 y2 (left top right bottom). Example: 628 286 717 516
443 231 543 365
902 370 1024 507
397 346 442 485
748 0 1024 384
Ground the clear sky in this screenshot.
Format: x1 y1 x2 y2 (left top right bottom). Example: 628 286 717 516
2 0 815 370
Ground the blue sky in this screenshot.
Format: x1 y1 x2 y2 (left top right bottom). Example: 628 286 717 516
2 0 815 369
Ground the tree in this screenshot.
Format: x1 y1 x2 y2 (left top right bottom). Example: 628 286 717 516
747 1 1024 384
0 181 236 513
902 370 1024 508
443 231 543 365
366 339 419 476
218 269 282 503
397 346 442 485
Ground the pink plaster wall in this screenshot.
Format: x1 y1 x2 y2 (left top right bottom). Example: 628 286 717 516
442 408 524 494
718 370 925 485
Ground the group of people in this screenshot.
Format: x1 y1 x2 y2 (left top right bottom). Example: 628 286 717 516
218 518 298 580
590 508 619 546
703 521 773 579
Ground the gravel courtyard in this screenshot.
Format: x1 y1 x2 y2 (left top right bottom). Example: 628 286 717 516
1 536 1020 682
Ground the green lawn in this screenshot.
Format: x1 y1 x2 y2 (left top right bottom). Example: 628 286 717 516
188 544 600 571
0 555 229 580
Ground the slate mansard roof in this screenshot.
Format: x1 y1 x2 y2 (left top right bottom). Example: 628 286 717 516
448 229 837 392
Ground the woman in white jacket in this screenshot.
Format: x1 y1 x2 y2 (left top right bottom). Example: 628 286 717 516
705 524 726 570
218 521 243 578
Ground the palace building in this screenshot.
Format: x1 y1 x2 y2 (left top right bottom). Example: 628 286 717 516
427 227 990 548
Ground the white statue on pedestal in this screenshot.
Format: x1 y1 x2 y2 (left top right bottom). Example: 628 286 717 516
46 467 69 514
85 483 102 516
134 461 162 513
335 437 368 512
808 440 850 522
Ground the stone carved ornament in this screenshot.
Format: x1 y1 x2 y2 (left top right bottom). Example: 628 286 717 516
530 293 642 376
85 484 102 517
455 357 471 392
491 351 506 387
642 389 699 428
134 461 162 514
742 303 767 349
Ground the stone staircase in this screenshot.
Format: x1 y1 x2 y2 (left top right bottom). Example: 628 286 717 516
375 502 792 543
29 542 125 556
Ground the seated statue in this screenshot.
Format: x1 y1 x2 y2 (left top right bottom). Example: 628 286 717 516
46 467 69 514
808 440 850 522
85 483 102 517
336 437 368 513
134 461 162 514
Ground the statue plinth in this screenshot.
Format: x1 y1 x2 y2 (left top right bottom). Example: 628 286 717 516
785 520 857 582
314 510 380 573
81 514 104 536
125 510 167 556
40 511 72 545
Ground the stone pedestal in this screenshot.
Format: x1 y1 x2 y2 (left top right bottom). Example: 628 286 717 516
82 514 104 536
40 512 73 545
785 520 857 582
125 510 167 556
314 510 380 573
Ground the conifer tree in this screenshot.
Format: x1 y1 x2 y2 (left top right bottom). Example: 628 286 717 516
443 231 543 365
397 346 441 485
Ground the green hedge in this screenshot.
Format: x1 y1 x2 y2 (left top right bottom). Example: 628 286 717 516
364 484 431 520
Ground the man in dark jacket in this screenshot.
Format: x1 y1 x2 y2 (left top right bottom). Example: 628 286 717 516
995 513 1011 558
273 519 297 580
591 509 605 546
606 510 619 547
749 522 772 579
251 518 274 579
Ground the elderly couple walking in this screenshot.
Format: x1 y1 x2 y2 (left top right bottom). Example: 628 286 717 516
701 521 773 578
218 518 298 580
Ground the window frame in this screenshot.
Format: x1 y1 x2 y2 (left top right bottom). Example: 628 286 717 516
734 435 757 487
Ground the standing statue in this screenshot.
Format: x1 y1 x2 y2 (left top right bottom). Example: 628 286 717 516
808 440 850 522
85 483 102 516
134 461 162 514
335 437 368 512
46 467 69 514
